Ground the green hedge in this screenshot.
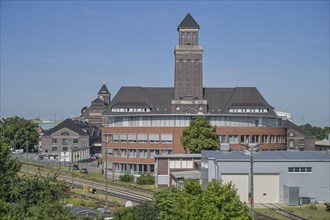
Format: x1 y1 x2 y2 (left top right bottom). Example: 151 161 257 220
119 173 134 182
136 174 155 185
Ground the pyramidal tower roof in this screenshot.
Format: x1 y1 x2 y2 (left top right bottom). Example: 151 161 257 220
98 82 110 95
177 13 200 31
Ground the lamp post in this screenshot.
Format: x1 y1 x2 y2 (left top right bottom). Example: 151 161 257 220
104 148 108 211
241 143 259 220
249 143 256 220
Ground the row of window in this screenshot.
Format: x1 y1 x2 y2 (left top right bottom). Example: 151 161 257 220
219 135 286 144
288 167 312 173
288 139 305 147
229 108 268 113
51 146 69 152
112 148 172 158
112 108 151 112
106 116 281 128
103 133 173 144
114 163 154 174
52 138 79 145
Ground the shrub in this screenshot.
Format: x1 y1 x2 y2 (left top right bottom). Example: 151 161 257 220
136 174 155 185
119 173 134 183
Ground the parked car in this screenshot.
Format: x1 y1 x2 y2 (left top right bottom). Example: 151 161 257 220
13 149 24 154
73 164 79 170
80 168 88 174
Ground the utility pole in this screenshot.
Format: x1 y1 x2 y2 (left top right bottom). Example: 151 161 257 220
25 132 29 173
104 148 108 211
250 146 254 220
71 147 74 188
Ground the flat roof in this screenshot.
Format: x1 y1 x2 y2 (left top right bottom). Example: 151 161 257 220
171 170 201 179
202 150 330 162
156 154 201 159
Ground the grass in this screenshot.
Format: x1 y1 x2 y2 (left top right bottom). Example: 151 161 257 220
284 204 330 220
255 204 330 220
255 208 289 220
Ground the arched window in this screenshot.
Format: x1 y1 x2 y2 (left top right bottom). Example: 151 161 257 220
61 131 70 136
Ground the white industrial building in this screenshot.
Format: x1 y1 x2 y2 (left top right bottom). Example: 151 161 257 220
201 151 330 204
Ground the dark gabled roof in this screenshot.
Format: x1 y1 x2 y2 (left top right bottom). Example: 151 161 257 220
178 13 200 31
91 98 105 104
98 83 110 95
43 118 99 137
103 86 276 116
220 87 276 116
283 120 312 137
103 87 173 115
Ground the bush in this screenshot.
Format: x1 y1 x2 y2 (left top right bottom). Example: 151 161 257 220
119 173 134 183
136 174 155 185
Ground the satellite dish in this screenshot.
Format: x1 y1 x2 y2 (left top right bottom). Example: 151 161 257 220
125 201 133 207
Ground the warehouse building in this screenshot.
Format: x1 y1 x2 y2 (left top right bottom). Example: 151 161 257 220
201 151 330 204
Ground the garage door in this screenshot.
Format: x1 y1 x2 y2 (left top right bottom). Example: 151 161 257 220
222 174 248 203
254 174 279 203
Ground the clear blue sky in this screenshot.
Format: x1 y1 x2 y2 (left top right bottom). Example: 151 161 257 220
1 1 329 127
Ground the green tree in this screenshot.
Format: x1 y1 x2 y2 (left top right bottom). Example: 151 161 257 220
0 116 39 152
154 179 251 220
0 137 78 220
200 180 250 220
114 202 157 220
0 137 22 202
181 116 219 153
300 124 330 140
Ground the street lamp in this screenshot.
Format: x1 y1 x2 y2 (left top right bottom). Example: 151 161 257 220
240 143 259 220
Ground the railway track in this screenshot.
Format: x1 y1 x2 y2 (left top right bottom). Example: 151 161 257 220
23 167 153 204
260 203 308 220
254 211 277 220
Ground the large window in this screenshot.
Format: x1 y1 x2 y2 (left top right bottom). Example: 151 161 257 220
150 165 155 173
150 150 159 158
115 163 127 173
241 135 249 144
52 138 57 144
113 149 119 157
121 149 127 157
73 139 78 144
252 135 259 143
137 134 148 143
162 150 173 155
129 149 137 158
262 135 269 143
219 135 227 143
128 134 137 143
63 147 68 152
139 149 148 158
229 135 238 144
161 134 173 144
52 147 57 151
62 139 68 145
149 134 160 144
270 135 276 143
